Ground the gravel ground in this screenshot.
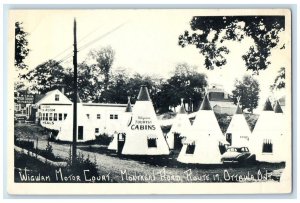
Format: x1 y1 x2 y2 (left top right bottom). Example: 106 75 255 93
14 123 285 183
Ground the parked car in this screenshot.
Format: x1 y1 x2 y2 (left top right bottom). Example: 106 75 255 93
221 147 256 164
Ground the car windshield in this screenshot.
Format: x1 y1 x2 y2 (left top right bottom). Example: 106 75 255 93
237 147 249 152
228 147 249 152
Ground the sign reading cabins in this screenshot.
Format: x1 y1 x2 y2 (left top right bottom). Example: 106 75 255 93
130 116 156 130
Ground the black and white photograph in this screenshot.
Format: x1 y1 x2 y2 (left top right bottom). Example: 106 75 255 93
7 9 292 194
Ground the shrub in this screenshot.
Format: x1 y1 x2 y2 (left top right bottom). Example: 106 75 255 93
15 139 34 150
95 133 112 145
67 152 99 178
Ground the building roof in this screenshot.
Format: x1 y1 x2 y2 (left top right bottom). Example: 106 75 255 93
137 85 151 101
210 101 236 108
36 89 72 105
33 94 45 103
82 103 128 107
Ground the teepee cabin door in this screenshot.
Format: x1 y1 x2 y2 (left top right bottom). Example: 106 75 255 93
174 133 183 150
117 133 126 155
78 126 83 140
226 133 232 145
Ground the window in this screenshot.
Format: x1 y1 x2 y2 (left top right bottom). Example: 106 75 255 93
49 113 53 121
59 113 62 121
42 113 45 120
45 113 48 121
64 113 67 120
262 139 273 153
186 143 196 154
55 94 59 101
147 138 157 148
54 113 57 121
110 114 118 119
97 114 101 119
95 128 99 133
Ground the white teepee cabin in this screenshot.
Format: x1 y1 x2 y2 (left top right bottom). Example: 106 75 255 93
251 99 285 163
108 97 132 151
121 85 169 155
56 96 95 142
225 99 252 148
166 98 191 150
177 94 228 164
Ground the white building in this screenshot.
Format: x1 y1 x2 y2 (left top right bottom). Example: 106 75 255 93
250 99 286 163
166 99 191 150
225 102 252 148
121 85 170 155
177 94 228 164
36 89 132 142
108 97 133 151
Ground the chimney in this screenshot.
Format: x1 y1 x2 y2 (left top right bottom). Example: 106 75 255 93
61 87 65 95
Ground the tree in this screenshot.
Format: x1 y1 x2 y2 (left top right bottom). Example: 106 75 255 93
23 60 66 94
89 46 115 91
270 67 285 91
100 69 130 104
15 22 30 70
63 61 105 102
158 63 208 113
232 75 260 113
178 16 285 73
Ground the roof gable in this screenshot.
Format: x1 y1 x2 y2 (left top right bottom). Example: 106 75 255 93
36 89 72 105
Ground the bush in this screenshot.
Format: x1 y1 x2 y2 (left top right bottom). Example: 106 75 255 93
36 141 63 161
95 133 112 145
15 139 34 150
67 152 99 178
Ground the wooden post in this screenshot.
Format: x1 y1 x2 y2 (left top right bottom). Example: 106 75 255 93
72 19 78 164
36 137 38 158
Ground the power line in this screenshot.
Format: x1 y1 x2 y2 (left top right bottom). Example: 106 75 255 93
78 22 126 52
52 22 105 61
55 21 127 65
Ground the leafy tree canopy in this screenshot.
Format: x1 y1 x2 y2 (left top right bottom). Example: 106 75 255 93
22 60 66 94
232 75 260 113
158 63 208 112
179 16 285 73
89 46 115 91
15 22 30 70
270 67 285 91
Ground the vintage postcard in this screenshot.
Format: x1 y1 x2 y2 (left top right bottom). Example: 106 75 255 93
7 9 292 194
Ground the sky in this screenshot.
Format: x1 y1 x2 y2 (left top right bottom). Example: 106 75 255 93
10 9 289 110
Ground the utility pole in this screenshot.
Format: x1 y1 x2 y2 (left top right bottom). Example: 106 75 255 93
72 19 78 164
